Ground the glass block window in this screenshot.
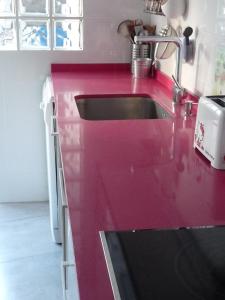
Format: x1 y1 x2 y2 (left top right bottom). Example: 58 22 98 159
0 0 15 16
0 19 16 49
0 0 83 50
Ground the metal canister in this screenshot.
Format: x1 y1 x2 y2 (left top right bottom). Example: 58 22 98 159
131 44 150 74
133 58 152 78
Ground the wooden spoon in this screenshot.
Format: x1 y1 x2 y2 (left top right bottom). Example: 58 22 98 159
117 20 134 44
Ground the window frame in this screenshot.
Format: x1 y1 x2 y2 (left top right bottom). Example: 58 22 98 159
0 0 83 51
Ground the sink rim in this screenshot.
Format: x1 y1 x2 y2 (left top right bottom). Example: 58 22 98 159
74 94 172 121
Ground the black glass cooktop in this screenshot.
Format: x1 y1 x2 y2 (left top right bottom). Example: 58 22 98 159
102 226 225 300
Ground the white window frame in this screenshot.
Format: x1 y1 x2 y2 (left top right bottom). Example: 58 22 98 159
0 0 83 51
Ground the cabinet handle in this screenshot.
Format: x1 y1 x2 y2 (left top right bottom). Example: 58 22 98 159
62 204 67 261
62 261 75 291
59 168 68 208
59 167 68 262
51 115 59 136
61 261 68 292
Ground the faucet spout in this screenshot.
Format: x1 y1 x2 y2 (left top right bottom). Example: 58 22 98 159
134 35 184 85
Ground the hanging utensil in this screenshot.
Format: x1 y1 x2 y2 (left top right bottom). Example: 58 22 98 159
183 27 193 46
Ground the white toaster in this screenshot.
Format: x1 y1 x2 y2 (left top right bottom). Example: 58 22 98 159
194 95 225 170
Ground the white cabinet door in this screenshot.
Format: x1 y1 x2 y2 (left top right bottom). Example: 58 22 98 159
65 220 80 300
59 166 80 300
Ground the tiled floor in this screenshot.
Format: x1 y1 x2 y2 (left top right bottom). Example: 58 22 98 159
0 202 63 300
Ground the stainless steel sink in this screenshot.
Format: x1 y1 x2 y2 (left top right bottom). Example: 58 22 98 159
75 96 170 121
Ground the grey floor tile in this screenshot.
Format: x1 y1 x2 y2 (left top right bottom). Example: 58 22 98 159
0 215 61 263
0 202 63 300
0 202 49 223
0 252 63 300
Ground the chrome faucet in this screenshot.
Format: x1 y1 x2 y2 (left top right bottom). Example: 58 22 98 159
134 35 185 91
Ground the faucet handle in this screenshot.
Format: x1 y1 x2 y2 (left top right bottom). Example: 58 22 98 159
171 75 187 104
184 100 198 116
173 85 186 104
172 75 182 89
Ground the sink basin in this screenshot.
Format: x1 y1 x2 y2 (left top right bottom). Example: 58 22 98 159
75 96 170 121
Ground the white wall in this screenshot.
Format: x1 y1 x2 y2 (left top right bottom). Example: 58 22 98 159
0 0 150 202
150 0 225 96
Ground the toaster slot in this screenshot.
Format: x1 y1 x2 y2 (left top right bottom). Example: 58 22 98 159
212 98 225 107
207 96 225 107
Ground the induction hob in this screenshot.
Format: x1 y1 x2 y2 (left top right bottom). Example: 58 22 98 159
100 226 225 300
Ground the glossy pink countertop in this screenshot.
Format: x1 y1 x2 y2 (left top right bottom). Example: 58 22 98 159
52 64 225 300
